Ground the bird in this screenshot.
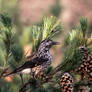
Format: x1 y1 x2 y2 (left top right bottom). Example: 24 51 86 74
4 39 60 78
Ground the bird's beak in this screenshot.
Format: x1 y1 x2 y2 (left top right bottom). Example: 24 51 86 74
52 41 60 45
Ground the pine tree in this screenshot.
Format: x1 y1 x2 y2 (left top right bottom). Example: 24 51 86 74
0 14 62 92
0 12 92 92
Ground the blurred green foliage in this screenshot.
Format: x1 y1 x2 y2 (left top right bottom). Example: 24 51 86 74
0 1 92 91
21 16 62 52
59 17 92 91
50 0 61 17
0 13 62 92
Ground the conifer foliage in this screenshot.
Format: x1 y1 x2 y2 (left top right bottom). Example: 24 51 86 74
0 13 92 92
0 14 62 92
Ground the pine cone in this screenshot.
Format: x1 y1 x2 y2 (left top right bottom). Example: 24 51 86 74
77 46 92 82
77 47 88 73
60 73 73 92
86 54 92 82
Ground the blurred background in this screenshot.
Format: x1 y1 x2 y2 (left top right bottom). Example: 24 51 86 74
0 0 92 91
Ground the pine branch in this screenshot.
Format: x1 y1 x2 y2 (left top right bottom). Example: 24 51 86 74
0 13 13 77
0 13 12 29
80 16 88 46
46 65 63 79
42 16 62 40
19 78 41 92
29 16 62 52
19 81 31 92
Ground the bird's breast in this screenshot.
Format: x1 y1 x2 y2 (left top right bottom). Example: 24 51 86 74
44 51 52 61
38 51 52 69
31 51 52 75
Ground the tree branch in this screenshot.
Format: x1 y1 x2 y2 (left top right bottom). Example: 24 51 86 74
18 64 63 92
19 81 31 92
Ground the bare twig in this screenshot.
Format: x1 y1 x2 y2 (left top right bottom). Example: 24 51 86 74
20 74 24 85
19 81 31 92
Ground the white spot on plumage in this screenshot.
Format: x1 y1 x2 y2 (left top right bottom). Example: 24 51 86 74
22 68 31 74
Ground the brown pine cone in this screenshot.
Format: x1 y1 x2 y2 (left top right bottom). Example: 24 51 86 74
60 73 74 92
77 46 92 82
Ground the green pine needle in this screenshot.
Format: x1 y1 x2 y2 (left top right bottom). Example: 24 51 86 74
64 29 84 47
62 28 86 72
42 16 62 40
61 47 84 72
30 26 42 52
0 13 12 29
11 44 24 62
30 16 62 52
80 16 88 32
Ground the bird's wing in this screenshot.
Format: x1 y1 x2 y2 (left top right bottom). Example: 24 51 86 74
4 56 48 77
16 56 48 72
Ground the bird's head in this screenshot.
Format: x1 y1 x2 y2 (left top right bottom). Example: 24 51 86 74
38 39 60 52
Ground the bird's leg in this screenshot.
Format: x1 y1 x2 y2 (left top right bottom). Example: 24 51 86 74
20 74 24 85
32 72 36 80
31 69 36 80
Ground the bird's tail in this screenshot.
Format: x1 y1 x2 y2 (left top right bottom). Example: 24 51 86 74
3 68 18 77
3 72 15 77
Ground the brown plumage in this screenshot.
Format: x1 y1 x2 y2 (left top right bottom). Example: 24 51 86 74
4 39 59 77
